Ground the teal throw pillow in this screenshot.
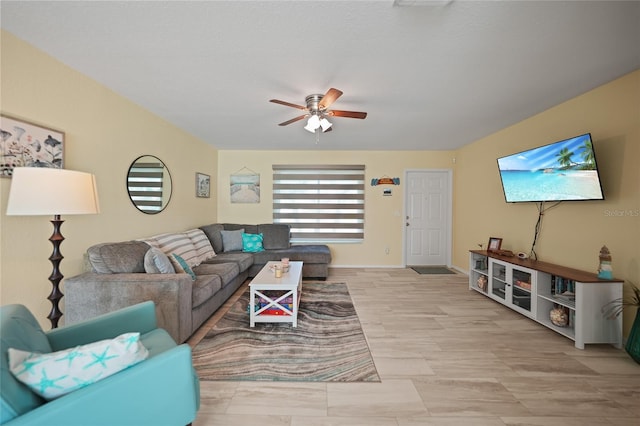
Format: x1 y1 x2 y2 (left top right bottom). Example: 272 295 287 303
242 233 265 253
171 253 197 280
8 332 148 400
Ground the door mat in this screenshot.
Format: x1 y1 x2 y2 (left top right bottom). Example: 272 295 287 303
192 282 380 382
411 266 456 275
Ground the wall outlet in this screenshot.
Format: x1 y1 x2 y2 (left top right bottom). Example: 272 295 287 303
385 246 390 255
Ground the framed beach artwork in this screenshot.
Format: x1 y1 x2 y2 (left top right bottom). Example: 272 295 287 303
196 172 210 198
1 115 64 177
230 167 260 203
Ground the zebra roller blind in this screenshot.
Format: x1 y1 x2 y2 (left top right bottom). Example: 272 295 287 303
272 164 365 243
127 161 165 213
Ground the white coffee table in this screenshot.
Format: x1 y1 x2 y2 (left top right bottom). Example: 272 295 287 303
249 261 303 327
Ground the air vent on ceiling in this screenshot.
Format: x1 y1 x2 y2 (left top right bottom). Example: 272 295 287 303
393 0 453 7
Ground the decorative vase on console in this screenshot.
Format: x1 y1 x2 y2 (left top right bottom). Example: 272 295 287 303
598 245 613 279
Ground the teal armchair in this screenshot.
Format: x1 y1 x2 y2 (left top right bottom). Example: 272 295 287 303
1 301 199 426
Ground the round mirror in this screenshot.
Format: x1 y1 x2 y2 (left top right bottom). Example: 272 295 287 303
127 155 172 214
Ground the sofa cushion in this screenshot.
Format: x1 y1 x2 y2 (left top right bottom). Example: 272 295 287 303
252 245 331 264
201 252 254 274
191 275 222 308
8 332 148 400
192 262 240 288
152 233 200 267
88 241 150 274
0 305 52 422
220 229 244 252
242 233 265 253
223 223 258 235
258 224 291 249
138 328 177 358
185 229 216 263
144 247 176 274
199 224 224 253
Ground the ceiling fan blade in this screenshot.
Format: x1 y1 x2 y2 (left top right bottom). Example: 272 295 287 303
318 88 343 109
328 110 367 119
278 115 307 126
270 99 307 110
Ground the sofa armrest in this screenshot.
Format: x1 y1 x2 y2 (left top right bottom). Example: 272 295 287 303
2 345 199 426
47 301 157 351
64 272 193 343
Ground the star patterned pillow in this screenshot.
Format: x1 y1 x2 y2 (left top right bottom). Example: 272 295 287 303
8 332 149 400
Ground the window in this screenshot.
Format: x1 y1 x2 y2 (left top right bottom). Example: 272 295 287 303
127 161 165 214
272 165 365 243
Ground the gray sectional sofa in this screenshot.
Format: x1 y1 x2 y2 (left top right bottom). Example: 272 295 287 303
65 223 331 343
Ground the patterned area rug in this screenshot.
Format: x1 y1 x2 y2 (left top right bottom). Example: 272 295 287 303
192 282 379 382
411 266 456 275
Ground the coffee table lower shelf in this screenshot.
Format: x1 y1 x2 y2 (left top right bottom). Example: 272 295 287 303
249 261 303 327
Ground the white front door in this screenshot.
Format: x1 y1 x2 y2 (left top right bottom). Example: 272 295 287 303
405 170 452 266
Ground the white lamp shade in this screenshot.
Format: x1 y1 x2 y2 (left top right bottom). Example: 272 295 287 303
319 118 332 132
6 167 100 216
304 115 321 133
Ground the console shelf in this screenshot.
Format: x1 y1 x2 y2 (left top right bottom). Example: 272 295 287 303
469 250 623 349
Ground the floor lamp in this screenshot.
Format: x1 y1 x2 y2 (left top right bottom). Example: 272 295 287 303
6 167 100 328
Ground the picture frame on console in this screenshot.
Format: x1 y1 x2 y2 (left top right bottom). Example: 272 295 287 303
487 237 503 252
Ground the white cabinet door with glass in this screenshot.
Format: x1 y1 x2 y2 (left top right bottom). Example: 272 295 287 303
488 258 535 318
469 251 489 294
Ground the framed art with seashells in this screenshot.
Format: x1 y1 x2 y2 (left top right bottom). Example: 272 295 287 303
0 114 64 178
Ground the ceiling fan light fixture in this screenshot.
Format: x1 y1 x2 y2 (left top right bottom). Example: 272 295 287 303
304 114 321 133
319 117 332 132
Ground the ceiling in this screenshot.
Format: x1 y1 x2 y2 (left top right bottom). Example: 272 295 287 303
1 1 639 151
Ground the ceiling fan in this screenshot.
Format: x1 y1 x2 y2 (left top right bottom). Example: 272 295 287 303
269 88 367 133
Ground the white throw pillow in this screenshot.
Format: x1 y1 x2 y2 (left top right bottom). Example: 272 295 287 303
144 247 176 274
9 333 149 400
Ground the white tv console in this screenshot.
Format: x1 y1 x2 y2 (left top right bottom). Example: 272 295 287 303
469 250 623 349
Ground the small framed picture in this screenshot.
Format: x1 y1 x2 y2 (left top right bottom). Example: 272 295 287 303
1 114 64 177
487 237 503 252
195 172 210 198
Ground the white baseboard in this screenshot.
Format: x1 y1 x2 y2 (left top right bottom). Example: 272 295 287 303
330 265 469 275
329 265 406 269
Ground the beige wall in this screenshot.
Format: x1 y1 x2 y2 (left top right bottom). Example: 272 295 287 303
217 150 455 267
2 30 638 336
454 70 640 334
0 31 218 328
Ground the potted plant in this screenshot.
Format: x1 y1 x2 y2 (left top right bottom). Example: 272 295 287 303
602 281 640 364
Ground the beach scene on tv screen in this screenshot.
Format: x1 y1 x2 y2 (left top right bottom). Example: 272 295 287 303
498 134 604 202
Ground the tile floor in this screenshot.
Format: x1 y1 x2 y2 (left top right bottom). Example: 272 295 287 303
188 268 639 425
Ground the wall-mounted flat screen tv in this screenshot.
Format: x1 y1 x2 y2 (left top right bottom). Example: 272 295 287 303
497 133 605 203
